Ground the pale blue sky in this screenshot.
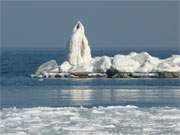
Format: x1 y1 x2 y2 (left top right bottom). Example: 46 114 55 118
1 0 179 49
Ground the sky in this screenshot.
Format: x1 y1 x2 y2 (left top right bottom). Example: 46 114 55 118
1 0 179 49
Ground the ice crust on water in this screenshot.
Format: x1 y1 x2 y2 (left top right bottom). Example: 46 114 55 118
35 21 180 75
1 106 180 135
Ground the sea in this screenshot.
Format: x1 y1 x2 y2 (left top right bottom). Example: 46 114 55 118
1 47 180 135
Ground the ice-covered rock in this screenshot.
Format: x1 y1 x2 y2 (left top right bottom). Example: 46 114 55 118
112 54 140 72
59 56 112 73
35 53 180 78
35 60 59 76
34 21 180 78
92 56 112 72
112 52 180 73
155 55 180 72
70 63 93 73
60 61 72 72
68 21 92 65
132 52 161 72
112 52 162 73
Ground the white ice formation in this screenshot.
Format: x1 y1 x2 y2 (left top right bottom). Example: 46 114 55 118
60 52 180 73
68 21 92 65
112 52 180 73
35 21 180 78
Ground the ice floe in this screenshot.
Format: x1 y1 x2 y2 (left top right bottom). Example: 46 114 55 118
1 106 180 135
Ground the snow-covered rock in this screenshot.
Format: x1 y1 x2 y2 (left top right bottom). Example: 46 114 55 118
92 56 112 72
35 60 59 76
155 55 180 72
70 63 93 73
35 53 180 78
112 54 140 72
112 52 180 73
112 52 166 73
34 21 180 78
60 61 72 72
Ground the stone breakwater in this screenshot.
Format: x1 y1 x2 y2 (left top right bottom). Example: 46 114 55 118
33 72 180 79
33 60 180 78
33 21 180 79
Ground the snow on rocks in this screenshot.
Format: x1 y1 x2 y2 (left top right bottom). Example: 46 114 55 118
92 56 112 72
155 55 180 72
60 61 72 72
34 53 180 78
112 52 161 73
112 54 140 72
35 60 59 76
34 21 180 78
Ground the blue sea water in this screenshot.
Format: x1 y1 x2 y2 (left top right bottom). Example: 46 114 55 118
1 47 180 135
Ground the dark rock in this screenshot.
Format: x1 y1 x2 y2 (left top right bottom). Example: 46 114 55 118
71 72 91 78
106 68 132 78
34 69 180 79
110 72 131 78
54 74 62 78
158 72 180 78
106 68 119 78
88 73 107 78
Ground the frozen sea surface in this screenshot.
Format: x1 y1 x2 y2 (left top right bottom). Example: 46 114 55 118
1 106 180 135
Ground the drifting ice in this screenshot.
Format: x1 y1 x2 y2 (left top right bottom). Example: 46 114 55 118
2 106 180 135
35 21 180 78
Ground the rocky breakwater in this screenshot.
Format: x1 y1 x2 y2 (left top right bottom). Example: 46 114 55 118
33 21 180 79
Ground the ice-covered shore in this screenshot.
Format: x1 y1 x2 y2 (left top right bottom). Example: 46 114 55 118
34 21 180 78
